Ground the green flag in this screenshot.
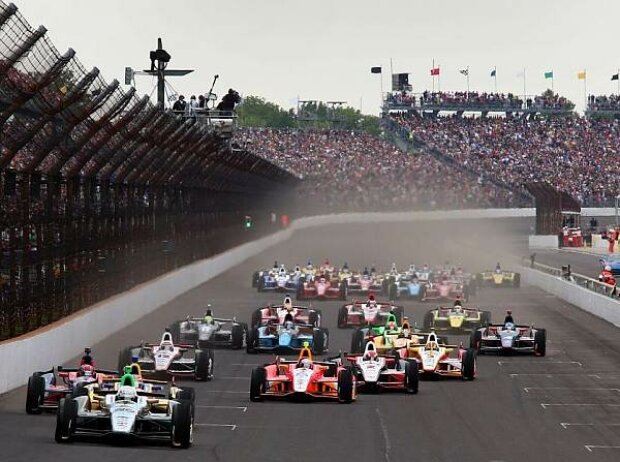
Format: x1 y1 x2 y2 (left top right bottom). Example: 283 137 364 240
544 71 554 79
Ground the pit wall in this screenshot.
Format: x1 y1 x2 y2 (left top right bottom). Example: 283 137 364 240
521 267 620 328
0 206 603 394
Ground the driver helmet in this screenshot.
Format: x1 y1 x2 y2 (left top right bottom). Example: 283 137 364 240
117 385 138 401
365 350 378 361
283 296 293 310
300 358 312 369
504 322 515 330
284 320 294 330
79 364 95 377
605 265 612 272
387 320 397 330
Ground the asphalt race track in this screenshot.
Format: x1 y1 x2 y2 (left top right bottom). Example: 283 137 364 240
2 218 620 462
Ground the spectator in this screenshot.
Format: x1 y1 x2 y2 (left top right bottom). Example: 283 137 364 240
172 95 186 114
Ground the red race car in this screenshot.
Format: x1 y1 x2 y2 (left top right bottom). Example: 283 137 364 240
249 344 355 403
296 275 347 300
26 349 118 414
422 278 467 302
251 296 322 328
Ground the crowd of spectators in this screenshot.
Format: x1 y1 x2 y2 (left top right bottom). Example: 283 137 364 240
587 94 620 112
238 128 522 212
171 89 241 117
385 90 574 112
392 114 620 206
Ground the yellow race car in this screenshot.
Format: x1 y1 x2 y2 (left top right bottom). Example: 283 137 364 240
476 270 520 288
423 306 491 333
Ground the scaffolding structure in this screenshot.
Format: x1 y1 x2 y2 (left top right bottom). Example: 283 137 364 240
0 2 297 339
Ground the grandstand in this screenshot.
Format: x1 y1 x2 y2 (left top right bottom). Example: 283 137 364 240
0 2 296 339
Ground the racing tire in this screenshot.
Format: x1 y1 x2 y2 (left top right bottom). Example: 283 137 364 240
337 368 354 403
534 329 546 357
171 400 193 448
339 281 348 301
309 310 320 327
388 283 398 301
117 346 134 374
246 328 259 354
405 360 419 394
250 367 266 402
251 309 262 329
337 306 348 328
461 348 476 380
393 307 405 325
480 311 491 327
71 383 89 399
55 398 77 444
312 328 327 354
417 285 426 301
26 373 45 414
514 273 521 288
350 329 366 354
169 321 182 344
423 310 434 330
381 278 389 295
177 386 196 403
232 323 247 349
195 349 214 381
252 271 259 288
470 330 482 351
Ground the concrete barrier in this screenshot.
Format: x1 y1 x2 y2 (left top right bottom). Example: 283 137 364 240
521 267 620 328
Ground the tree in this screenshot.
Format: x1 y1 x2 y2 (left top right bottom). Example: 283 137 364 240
236 96 295 128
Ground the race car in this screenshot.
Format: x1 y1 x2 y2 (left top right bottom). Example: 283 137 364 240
333 340 418 394
346 273 384 295
599 255 620 277
337 295 404 328
118 331 214 381
247 315 329 354
422 278 469 302
250 297 322 328
349 314 412 353
296 275 347 300
397 332 476 380
251 261 281 287
249 343 355 403
476 269 521 288
423 306 491 333
26 360 118 414
55 373 194 448
470 322 546 356
257 266 306 292
394 277 426 300
169 310 248 349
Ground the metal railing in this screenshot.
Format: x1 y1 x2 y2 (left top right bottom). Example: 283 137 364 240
524 258 619 298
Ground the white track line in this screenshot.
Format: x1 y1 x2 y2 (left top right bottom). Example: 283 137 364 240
585 445 620 452
195 423 237 430
541 403 620 409
561 423 620 429
525 387 620 393
499 361 582 366
510 373 600 378
196 405 247 412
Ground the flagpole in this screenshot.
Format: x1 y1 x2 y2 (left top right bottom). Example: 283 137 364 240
432 59 435 93
551 70 554 92
494 66 497 93
467 66 470 93
438 64 441 93
617 68 619 95
583 70 587 110
523 67 526 102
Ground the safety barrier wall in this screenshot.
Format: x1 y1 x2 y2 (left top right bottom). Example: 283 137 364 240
0 206 614 394
521 267 620 328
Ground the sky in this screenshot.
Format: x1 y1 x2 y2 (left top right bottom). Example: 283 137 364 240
13 0 620 115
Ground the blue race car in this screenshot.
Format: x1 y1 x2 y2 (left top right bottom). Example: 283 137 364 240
600 255 620 277
246 318 328 354
257 267 306 293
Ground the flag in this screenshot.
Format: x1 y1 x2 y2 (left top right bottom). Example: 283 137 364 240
371 66 382 74
544 71 553 79
459 68 469 76
612 73 619 81
430 67 440 76
577 70 587 80
490 68 496 77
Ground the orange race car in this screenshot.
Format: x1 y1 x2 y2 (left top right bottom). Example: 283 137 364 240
249 343 355 403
